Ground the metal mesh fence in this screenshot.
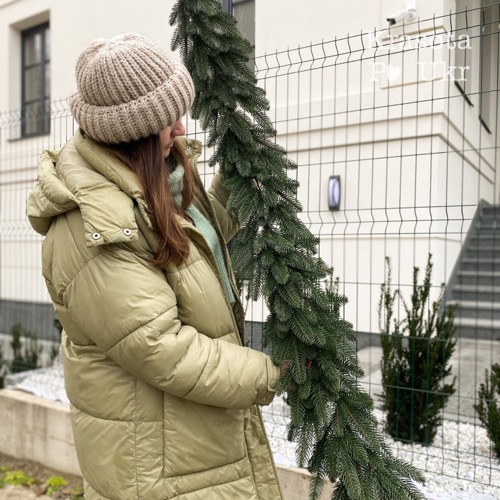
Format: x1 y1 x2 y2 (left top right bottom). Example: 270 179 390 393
0 6 499 493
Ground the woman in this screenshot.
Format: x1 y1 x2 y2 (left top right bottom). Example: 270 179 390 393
27 33 285 500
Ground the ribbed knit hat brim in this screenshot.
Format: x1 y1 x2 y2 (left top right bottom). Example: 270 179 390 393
69 33 195 144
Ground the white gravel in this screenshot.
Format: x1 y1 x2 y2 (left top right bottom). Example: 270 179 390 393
262 396 500 500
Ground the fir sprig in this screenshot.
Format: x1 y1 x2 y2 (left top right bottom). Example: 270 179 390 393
170 2 426 498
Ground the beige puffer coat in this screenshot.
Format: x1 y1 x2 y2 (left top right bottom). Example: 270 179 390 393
27 130 283 500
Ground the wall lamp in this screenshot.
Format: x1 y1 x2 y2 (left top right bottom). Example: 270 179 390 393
328 175 341 211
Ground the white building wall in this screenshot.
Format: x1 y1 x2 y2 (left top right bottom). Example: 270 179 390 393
0 0 498 336
0 0 467 107
256 0 457 54
0 0 182 109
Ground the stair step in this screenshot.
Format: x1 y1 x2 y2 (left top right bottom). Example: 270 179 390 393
470 233 500 241
454 284 500 291
450 205 500 339
453 317 500 340
465 247 500 259
449 299 500 309
481 206 500 213
479 208 500 217
479 210 500 216
458 271 500 286
475 223 500 231
452 284 500 301
471 233 500 240
470 242 500 249
448 300 500 319
461 258 500 272
454 316 500 327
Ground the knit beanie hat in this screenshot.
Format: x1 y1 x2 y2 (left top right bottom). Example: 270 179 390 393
69 33 195 144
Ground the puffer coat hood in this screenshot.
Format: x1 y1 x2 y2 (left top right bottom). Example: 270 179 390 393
27 130 283 500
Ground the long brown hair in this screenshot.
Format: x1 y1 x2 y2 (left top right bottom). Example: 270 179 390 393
105 134 195 267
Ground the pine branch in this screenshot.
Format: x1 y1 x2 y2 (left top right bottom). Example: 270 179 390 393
170 2 426 498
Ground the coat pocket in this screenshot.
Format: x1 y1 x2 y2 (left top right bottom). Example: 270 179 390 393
163 393 246 477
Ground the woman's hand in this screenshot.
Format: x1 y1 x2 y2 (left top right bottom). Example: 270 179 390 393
280 360 291 376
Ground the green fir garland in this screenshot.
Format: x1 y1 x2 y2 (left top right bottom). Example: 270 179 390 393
170 2 426 498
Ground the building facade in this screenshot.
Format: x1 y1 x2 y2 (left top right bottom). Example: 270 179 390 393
0 0 498 341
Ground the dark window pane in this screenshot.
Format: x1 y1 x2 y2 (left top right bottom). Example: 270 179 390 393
23 102 43 135
45 62 50 97
24 66 42 102
24 31 42 65
479 1 499 131
454 1 472 95
233 1 255 47
44 98 51 133
21 23 50 137
23 100 50 136
44 26 50 60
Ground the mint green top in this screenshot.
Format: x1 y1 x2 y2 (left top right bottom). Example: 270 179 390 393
169 163 235 305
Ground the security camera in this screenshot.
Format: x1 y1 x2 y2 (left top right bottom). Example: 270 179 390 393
387 9 407 26
387 0 418 26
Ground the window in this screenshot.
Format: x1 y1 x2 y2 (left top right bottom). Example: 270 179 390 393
478 1 499 133
454 0 499 133
222 0 255 62
21 23 50 137
454 1 473 99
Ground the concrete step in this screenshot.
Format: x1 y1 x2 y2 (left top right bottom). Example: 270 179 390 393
471 234 500 243
479 210 500 218
451 284 500 302
448 299 500 320
461 258 500 272
458 270 500 286
453 316 500 340
465 247 500 259
478 208 500 220
474 223 500 232
450 203 500 340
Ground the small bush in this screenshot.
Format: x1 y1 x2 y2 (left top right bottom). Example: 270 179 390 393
0 466 83 497
46 475 68 495
0 466 6 489
10 323 41 373
474 363 500 458
378 254 457 445
2 470 34 487
0 323 44 388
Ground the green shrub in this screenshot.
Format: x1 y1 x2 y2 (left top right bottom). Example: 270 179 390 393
46 475 68 495
2 470 34 487
0 324 44 388
0 322 61 387
378 254 457 445
0 466 6 489
474 363 500 458
10 323 42 373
